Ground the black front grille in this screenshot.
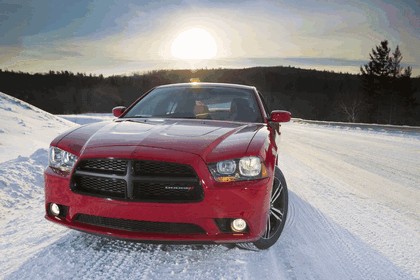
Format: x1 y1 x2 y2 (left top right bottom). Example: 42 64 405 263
78 159 127 175
74 176 126 198
75 214 205 234
133 161 196 178
72 159 203 202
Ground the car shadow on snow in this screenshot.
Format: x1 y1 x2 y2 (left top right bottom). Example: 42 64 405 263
6 191 416 280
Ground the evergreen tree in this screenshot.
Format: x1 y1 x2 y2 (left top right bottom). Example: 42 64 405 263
360 40 416 124
390 46 402 78
361 40 392 77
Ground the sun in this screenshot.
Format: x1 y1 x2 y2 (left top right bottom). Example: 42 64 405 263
170 28 217 60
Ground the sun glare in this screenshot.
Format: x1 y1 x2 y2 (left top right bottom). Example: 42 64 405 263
171 28 217 60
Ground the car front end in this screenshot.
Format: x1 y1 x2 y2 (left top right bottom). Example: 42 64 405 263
45 143 273 243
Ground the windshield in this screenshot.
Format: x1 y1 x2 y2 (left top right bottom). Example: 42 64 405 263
123 86 263 123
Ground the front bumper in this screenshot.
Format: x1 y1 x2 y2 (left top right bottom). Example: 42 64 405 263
44 148 272 243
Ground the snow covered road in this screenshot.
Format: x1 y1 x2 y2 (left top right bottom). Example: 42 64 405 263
278 123 419 279
1 94 419 279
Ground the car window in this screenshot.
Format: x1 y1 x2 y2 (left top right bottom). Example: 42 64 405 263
124 86 263 123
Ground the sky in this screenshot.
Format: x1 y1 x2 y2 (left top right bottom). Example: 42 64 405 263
0 0 419 76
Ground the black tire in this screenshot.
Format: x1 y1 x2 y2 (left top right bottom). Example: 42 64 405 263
253 167 288 250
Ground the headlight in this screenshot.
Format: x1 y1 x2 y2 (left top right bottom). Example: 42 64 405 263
49 147 78 173
217 160 237 174
239 157 262 177
208 156 267 182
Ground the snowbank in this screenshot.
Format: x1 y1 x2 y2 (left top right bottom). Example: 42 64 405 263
57 113 114 125
0 92 76 162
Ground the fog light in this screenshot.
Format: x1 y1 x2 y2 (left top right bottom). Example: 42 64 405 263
50 203 60 216
231 218 247 232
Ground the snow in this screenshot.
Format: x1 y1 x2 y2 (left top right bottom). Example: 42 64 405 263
57 114 114 125
1 92 419 279
0 92 76 162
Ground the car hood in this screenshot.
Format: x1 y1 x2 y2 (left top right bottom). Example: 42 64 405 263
56 119 266 162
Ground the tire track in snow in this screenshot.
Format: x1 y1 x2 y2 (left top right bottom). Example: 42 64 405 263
7 232 256 280
284 184 402 279
284 137 420 277
70 236 139 280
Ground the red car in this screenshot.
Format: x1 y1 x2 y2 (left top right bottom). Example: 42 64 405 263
45 82 291 249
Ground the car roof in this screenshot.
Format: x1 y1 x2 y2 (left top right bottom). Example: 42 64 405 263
155 82 257 91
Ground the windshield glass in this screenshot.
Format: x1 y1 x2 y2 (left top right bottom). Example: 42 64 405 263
123 86 263 122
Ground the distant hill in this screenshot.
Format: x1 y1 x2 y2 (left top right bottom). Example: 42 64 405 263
0 67 418 125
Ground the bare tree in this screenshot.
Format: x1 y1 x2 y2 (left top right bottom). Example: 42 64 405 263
339 92 364 122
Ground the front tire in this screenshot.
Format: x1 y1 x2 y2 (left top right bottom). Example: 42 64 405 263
253 167 288 250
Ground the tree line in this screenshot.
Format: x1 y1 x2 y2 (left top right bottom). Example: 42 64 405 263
0 41 418 125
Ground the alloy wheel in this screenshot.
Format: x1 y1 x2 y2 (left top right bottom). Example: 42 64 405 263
262 177 284 239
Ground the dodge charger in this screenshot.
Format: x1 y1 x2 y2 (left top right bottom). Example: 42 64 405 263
44 82 291 249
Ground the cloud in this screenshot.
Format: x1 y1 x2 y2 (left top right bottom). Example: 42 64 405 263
0 0 418 76
0 45 24 64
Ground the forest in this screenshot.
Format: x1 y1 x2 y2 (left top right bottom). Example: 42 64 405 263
0 64 419 125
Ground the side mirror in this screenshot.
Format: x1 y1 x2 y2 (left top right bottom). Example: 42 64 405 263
112 106 126 117
269 110 291 123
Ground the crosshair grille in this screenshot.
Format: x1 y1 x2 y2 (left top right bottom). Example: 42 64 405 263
72 159 203 202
